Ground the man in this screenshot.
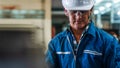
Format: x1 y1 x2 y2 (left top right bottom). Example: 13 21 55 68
46 0 120 68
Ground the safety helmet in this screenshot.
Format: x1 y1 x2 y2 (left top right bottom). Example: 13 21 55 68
62 0 94 10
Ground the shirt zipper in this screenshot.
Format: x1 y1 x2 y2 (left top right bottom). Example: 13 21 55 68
66 24 89 67
67 32 87 67
67 36 76 61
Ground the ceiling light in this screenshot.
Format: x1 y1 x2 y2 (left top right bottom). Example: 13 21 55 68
94 10 99 14
99 6 105 11
105 3 112 8
95 0 103 5
113 0 120 3
117 10 120 16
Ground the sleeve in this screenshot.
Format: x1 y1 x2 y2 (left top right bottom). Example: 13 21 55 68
45 41 59 68
104 37 120 68
115 43 120 68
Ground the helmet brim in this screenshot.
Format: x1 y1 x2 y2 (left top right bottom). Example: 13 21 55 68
64 5 93 10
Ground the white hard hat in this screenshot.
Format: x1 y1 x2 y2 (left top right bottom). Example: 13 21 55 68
62 0 94 10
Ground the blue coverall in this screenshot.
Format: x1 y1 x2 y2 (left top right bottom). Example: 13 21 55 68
46 21 120 68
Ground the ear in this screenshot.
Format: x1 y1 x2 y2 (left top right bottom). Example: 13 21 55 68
64 9 69 16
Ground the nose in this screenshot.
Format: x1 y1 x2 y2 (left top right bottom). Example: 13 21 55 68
75 11 82 18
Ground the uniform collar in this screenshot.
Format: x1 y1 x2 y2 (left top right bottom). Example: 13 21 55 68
86 21 96 37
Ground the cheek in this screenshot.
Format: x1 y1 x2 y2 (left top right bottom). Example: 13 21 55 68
83 15 89 19
69 16 75 22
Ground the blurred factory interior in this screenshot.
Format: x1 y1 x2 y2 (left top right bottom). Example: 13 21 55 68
0 0 119 68
0 0 50 68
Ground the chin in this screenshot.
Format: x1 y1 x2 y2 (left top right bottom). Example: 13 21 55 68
77 24 85 27
75 25 86 30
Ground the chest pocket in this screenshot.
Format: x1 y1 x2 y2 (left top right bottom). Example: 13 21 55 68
56 51 72 66
82 50 103 66
83 50 102 56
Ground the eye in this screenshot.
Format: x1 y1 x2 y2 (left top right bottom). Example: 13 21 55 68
73 11 77 13
70 10 77 13
80 11 87 13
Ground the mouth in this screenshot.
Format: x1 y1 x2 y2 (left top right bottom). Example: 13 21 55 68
74 21 83 24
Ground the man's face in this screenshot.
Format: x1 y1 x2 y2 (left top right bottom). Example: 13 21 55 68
65 10 92 30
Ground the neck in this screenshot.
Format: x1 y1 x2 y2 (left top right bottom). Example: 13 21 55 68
71 28 85 43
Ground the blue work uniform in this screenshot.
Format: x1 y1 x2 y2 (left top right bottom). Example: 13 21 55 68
46 21 120 68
